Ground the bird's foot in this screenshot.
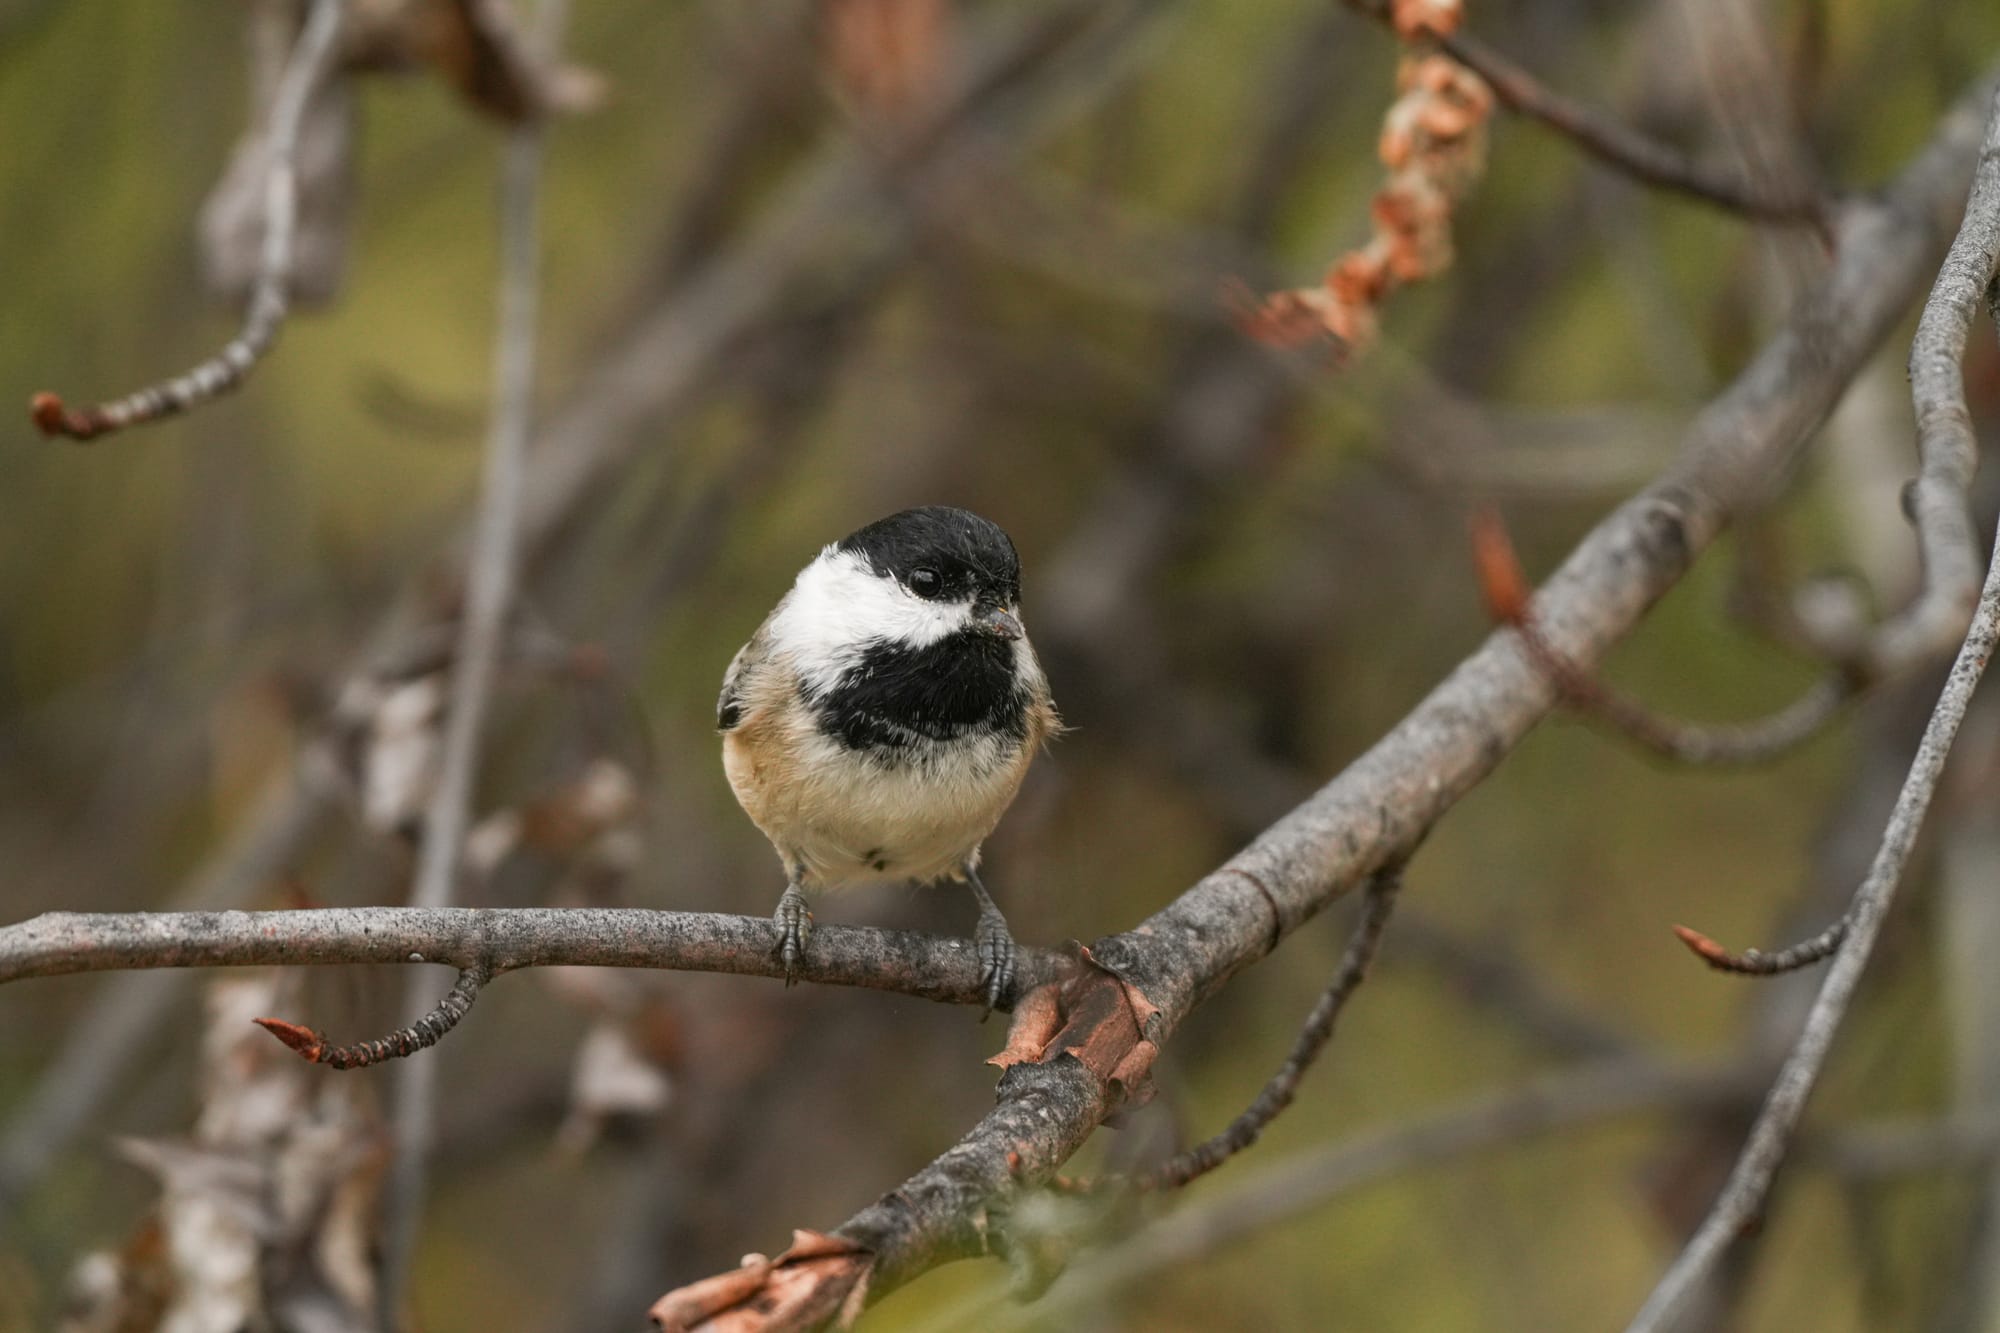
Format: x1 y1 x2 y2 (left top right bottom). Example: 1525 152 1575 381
973 906 1018 1019
774 884 812 985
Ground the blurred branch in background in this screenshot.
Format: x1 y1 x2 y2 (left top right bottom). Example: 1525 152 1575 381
381 0 568 1314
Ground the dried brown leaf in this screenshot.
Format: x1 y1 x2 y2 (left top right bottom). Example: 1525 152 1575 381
649 1231 874 1332
823 0 953 121
1469 506 1532 625
987 980 1063 1070
1390 0 1463 41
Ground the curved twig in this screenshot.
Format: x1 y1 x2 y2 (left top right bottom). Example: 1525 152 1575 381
256 965 490 1070
1670 920 1848 976
29 0 343 441
1471 506 1853 766
1141 865 1403 1192
1518 618 1850 765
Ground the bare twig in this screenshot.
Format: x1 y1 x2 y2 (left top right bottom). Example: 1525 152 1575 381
256 965 490 1069
1141 865 1403 1192
1519 617 1849 765
1670 919 1848 976
1628 86 2000 1332
382 0 564 1310
1471 505 1853 765
1843 193 2000 683
0 907 1070 1006
1337 0 1827 225
1439 29 1828 226
28 0 343 441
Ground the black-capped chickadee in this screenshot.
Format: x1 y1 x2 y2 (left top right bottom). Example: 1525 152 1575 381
717 506 1060 1012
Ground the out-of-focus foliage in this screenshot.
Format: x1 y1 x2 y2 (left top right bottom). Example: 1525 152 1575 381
2 1 1999 1330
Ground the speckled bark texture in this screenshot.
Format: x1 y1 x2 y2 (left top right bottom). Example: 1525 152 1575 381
0 908 1068 1009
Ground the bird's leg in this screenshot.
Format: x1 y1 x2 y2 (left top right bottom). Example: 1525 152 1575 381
773 871 812 986
962 865 1017 1018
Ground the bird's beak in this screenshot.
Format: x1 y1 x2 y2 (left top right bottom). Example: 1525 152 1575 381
979 606 1024 640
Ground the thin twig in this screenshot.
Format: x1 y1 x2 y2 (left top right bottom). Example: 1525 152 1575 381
1471 506 1852 765
1629 94 2000 1330
1843 157 2000 685
1671 919 1848 976
382 1 565 1312
1519 617 1850 764
256 966 490 1070
1337 0 1827 225
1141 865 1404 1192
1437 28 1828 227
28 0 343 441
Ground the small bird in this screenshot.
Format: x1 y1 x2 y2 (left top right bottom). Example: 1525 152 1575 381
717 506 1059 1012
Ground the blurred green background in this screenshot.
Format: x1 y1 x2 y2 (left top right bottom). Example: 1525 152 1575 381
3 1 2000 1329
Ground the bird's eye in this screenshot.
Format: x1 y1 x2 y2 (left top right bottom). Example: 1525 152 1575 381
909 567 942 597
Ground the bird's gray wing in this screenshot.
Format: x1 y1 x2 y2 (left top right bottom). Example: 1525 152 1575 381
716 625 770 732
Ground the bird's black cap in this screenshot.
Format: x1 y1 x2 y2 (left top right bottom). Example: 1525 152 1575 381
836 506 1021 605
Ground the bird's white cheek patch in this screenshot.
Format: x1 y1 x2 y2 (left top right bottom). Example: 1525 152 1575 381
769 549 972 694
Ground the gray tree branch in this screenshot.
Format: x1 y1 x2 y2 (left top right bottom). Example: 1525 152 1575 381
0 907 1070 1008
382 0 567 1310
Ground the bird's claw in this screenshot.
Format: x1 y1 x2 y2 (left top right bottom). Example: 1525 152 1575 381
774 886 812 986
973 907 1017 1020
